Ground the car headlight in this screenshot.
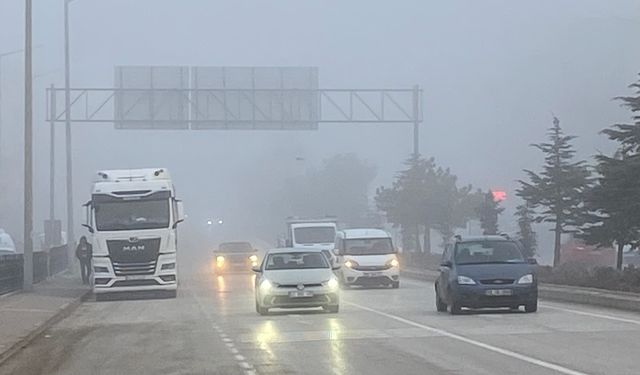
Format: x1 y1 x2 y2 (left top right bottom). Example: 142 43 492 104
344 260 359 268
259 279 273 292
457 275 476 285
249 254 258 262
216 255 225 265
517 274 534 284
326 277 339 290
386 258 399 268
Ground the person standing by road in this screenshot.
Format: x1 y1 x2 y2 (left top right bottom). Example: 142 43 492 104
75 236 93 284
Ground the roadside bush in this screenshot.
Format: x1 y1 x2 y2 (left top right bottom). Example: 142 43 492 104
538 263 640 293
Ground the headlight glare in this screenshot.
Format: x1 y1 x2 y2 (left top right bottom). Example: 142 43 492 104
216 255 225 265
327 277 339 290
517 274 534 284
457 275 476 285
388 258 399 268
259 279 273 292
345 260 358 268
249 254 258 262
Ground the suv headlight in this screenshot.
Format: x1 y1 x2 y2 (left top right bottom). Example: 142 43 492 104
517 274 534 284
326 277 339 290
259 279 273 292
457 275 476 285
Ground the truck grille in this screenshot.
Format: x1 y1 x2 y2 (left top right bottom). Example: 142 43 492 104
106 238 160 263
113 260 157 276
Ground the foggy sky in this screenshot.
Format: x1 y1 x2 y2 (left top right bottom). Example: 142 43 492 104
1 1 639 257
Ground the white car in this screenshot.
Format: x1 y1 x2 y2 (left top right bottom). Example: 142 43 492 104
334 229 400 288
0 229 16 255
253 248 341 315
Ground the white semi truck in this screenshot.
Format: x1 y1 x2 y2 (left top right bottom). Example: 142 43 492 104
83 168 184 298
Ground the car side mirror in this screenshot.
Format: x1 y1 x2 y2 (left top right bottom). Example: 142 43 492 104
81 224 94 234
332 265 341 271
332 248 340 256
527 258 538 265
440 260 452 268
251 266 262 273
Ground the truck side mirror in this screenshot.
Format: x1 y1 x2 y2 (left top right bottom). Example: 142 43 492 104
173 200 185 228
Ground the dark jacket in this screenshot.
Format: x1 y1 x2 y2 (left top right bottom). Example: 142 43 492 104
75 242 93 262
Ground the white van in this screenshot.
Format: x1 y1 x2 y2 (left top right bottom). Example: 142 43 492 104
334 229 400 288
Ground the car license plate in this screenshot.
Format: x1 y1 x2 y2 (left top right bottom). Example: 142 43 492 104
485 289 513 296
124 275 147 281
289 290 314 298
364 272 383 277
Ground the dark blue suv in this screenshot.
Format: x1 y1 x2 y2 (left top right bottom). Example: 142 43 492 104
435 235 538 314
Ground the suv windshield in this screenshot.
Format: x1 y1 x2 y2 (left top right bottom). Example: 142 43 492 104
265 252 329 270
94 198 170 231
219 242 253 253
455 241 525 265
293 227 335 244
344 238 394 255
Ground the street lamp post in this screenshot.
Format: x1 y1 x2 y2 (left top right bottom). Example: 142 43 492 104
64 0 75 264
0 48 25 172
23 0 34 291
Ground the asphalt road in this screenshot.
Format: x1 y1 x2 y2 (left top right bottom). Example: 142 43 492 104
2 259 639 375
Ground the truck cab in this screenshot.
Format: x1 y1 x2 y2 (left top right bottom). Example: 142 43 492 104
285 218 338 265
83 168 184 298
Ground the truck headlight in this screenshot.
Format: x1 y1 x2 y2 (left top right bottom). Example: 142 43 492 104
93 266 109 273
161 262 175 270
517 274 534 284
457 275 476 285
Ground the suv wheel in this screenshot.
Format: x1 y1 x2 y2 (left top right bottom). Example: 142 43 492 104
391 281 400 289
524 300 538 313
256 300 269 315
450 300 463 315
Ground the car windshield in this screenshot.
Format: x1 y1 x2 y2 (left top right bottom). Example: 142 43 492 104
265 252 329 270
344 238 394 255
94 198 170 231
293 227 335 244
219 242 253 253
455 241 525 265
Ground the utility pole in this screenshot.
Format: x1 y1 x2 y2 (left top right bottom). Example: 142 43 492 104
23 0 34 291
64 0 75 264
49 84 56 222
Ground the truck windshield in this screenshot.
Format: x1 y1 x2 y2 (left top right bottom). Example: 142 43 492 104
94 198 170 231
344 238 394 255
219 242 253 253
293 227 335 244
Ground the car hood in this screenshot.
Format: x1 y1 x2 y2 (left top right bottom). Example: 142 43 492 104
263 269 333 284
344 254 395 266
455 263 534 280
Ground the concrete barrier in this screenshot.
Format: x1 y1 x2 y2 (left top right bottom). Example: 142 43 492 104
401 267 640 313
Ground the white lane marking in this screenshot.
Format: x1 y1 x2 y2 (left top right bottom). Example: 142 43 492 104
347 301 590 375
245 371 257 375
220 333 228 338
225 342 235 348
230 347 239 354
239 362 252 369
222 337 233 343
540 303 640 326
235 354 246 361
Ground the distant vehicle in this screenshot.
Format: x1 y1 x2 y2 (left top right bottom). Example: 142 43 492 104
213 241 258 273
435 235 538 315
0 229 16 256
284 217 337 251
252 248 341 315
334 229 400 288
83 168 185 299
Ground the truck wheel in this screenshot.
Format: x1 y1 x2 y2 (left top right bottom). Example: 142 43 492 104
525 300 538 313
435 290 448 312
391 281 400 289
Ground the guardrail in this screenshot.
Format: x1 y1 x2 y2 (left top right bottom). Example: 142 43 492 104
0 245 69 296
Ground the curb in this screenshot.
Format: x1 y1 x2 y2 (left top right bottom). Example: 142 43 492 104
0 289 91 366
401 268 640 313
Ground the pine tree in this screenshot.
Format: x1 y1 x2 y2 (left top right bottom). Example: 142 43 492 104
515 202 537 258
476 190 504 235
517 117 591 266
581 76 640 269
